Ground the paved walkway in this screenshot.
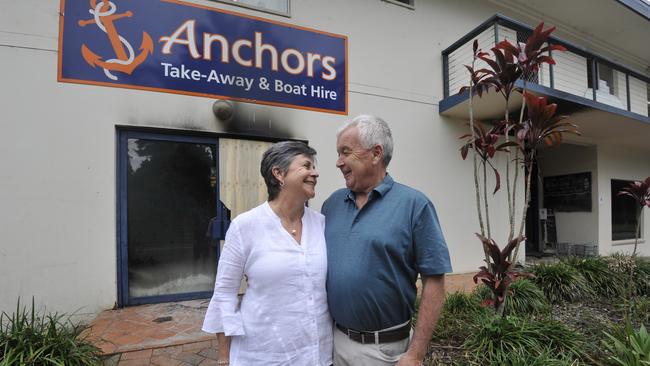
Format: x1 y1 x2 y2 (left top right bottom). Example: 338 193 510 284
88 273 477 365
87 299 217 365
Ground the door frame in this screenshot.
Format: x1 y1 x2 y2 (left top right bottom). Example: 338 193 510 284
116 126 303 307
116 129 221 307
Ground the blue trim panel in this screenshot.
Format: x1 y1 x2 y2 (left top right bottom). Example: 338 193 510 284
116 132 128 307
525 82 650 124
616 0 650 20
439 89 470 114
439 80 650 125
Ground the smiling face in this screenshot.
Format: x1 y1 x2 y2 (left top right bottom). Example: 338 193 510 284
336 126 383 194
279 154 319 200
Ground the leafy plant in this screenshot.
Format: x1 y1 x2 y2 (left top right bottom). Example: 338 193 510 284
475 279 548 316
478 346 581 366
0 298 102 366
617 178 650 257
432 292 487 342
463 315 584 364
503 279 548 316
631 296 650 324
458 22 579 316
443 291 483 316
634 257 650 297
473 234 530 312
532 263 592 303
603 324 650 366
562 256 624 298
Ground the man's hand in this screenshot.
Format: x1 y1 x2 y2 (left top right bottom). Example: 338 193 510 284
396 352 424 366
396 275 445 366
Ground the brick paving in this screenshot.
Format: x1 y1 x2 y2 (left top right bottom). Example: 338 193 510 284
89 273 477 365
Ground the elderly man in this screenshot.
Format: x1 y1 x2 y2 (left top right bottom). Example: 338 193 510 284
321 115 452 366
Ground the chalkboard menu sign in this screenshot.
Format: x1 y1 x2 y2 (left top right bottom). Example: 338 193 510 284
543 172 592 212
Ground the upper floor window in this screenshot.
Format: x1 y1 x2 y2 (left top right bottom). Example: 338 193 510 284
382 0 415 10
214 0 290 16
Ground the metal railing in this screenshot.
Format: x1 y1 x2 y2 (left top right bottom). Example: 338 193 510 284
442 15 650 118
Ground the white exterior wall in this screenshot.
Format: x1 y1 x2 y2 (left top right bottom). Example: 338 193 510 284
0 0 505 316
629 76 649 117
537 145 598 246
553 51 589 97
0 0 648 317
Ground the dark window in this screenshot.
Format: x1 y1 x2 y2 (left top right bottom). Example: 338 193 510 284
647 83 649 116
598 63 615 95
587 59 594 89
611 179 642 241
212 0 290 16
382 0 415 8
126 138 218 299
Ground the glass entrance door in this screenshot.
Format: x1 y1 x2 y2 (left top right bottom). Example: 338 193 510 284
118 131 220 305
117 131 274 306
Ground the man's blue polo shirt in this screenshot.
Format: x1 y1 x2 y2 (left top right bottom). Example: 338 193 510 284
322 174 452 331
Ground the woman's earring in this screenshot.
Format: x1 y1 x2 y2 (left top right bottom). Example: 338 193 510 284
279 181 285 188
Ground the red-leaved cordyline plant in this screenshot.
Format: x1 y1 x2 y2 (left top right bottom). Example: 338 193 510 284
617 177 650 257
616 177 650 325
458 22 578 315
473 234 530 308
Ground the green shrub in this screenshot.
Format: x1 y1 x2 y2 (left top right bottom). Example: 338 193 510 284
472 283 492 301
563 256 623 298
631 296 650 324
634 257 650 297
505 279 549 316
602 324 650 366
478 346 581 366
532 263 593 303
0 298 102 366
443 291 483 315
474 280 548 316
432 291 487 342
463 315 584 364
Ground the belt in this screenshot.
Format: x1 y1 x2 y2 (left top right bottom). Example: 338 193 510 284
335 322 411 344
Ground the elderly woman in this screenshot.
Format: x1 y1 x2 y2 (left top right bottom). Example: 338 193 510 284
202 141 332 366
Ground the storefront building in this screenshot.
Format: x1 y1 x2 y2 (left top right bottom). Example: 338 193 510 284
1 0 648 317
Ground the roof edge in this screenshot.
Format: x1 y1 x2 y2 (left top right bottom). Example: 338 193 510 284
616 0 650 21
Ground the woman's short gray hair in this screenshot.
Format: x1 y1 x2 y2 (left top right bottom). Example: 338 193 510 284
260 141 317 201
337 114 393 166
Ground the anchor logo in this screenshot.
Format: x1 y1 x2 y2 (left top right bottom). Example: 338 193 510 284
78 0 153 80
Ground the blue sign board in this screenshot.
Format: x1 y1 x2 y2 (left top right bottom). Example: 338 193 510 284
58 0 348 114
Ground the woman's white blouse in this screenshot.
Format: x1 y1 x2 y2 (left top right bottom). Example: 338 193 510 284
202 202 332 366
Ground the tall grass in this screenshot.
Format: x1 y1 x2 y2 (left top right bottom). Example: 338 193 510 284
562 256 624 298
532 263 593 303
463 315 584 364
431 291 487 342
474 281 548 316
602 324 650 366
633 257 650 297
504 279 549 316
0 298 102 366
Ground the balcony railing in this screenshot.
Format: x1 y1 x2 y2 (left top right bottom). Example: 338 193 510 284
442 15 650 119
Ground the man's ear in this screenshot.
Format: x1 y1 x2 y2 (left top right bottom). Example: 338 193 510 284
371 145 384 165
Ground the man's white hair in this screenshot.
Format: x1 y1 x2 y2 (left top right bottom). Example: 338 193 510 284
337 114 393 167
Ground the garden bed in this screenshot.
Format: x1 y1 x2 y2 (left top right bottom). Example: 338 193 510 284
422 255 650 366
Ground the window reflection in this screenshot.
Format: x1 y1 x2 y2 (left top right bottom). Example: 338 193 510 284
127 139 217 298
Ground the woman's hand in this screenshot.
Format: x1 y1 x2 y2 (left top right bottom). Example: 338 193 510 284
216 333 231 365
